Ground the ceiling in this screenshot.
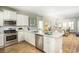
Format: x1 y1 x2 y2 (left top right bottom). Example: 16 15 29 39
10 6 79 17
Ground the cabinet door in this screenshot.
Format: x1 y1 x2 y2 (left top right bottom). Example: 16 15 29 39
29 33 35 46
0 12 3 26
17 14 28 26
24 27 28 42
55 37 63 53
0 34 4 47
49 38 56 53
22 15 28 26
44 37 49 52
25 32 35 46
21 15 26 25
4 10 9 20
24 15 28 26
17 14 22 26
44 37 56 53
3 10 16 20
10 11 16 20
18 31 24 42
24 31 28 42
29 16 37 27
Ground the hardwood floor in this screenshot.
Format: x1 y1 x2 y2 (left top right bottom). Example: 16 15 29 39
63 33 79 53
0 42 43 53
0 33 79 53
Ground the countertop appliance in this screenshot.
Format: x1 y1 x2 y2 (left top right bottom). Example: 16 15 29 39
35 34 43 51
4 28 17 47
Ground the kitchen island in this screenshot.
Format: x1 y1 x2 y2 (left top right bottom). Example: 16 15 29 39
44 32 64 53
35 31 64 53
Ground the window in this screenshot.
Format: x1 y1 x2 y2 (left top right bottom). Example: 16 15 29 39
62 21 74 30
69 21 74 30
63 22 67 29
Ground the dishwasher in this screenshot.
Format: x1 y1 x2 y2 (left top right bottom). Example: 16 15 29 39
35 34 43 51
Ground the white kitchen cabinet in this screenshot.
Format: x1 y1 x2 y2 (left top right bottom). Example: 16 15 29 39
55 37 63 53
17 27 35 46
25 15 29 26
3 9 16 20
49 38 56 53
24 31 28 42
0 11 3 26
44 36 63 53
44 36 55 53
44 36 50 52
0 34 4 48
23 27 28 42
24 31 35 46
17 14 21 26
18 31 24 42
28 32 35 46
17 14 28 26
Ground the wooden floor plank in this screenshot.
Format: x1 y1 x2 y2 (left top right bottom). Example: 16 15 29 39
0 33 79 53
0 42 42 53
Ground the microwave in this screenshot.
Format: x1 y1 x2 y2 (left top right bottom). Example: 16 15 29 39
4 21 16 26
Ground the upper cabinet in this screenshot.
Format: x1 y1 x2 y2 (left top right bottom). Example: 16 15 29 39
0 11 3 26
29 16 42 27
3 9 17 20
29 16 37 27
17 14 29 26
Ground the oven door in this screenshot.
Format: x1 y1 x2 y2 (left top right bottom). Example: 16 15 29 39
4 34 17 46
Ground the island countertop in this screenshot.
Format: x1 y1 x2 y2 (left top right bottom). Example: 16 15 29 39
44 32 64 38
35 31 64 38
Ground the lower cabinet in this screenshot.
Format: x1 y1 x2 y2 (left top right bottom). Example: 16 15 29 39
44 36 49 52
18 31 25 42
24 31 28 42
44 36 63 53
44 36 56 53
28 32 35 46
0 34 4 48
24 31 35 46
18 29 35 46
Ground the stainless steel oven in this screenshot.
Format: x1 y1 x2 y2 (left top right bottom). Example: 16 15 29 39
4 29 17 46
